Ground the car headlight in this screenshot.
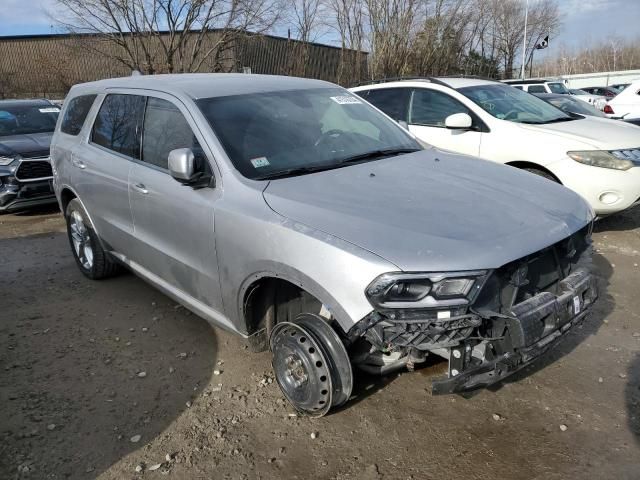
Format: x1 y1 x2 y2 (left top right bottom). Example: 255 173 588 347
567 150 634 171
366 271 488 309
0 156 17 166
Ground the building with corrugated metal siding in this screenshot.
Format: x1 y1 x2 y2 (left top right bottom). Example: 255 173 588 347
0 30 367 99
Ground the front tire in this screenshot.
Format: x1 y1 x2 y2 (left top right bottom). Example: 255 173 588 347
65 198 120 279
524 167 559 183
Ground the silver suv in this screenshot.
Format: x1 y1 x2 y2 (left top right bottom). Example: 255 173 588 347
51 74 597 416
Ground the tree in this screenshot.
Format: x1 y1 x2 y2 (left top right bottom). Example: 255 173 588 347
53 0 283 74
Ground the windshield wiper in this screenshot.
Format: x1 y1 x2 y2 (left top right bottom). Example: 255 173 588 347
254 164 342 180
254 148 421 180
337 148 421 165
521 117 576 125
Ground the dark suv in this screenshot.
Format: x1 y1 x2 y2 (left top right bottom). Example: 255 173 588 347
0 99 60 212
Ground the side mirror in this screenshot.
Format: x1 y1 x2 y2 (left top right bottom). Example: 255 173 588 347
444 113 473 130
168 148 212 188
168 148 196 182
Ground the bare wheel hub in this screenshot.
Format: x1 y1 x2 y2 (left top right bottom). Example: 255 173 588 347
270 314 353 417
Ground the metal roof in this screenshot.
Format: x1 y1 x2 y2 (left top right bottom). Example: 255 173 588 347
70 73 336 99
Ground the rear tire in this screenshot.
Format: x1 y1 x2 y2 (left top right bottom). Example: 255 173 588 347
65 198 120 280
524 167 559 183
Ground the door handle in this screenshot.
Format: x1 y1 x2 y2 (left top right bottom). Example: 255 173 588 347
72 159 86 169
132 183 149 194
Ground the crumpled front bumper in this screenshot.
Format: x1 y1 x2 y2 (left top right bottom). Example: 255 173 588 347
432 267 597 395
0 177 56 212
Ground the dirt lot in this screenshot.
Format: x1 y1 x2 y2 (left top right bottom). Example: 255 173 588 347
1 205 639 480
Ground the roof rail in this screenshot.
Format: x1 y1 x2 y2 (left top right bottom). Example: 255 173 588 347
352 74 498 88
352 76 433 87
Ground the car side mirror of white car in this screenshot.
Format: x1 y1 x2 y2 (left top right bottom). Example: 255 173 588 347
168 148 213 188
444 113 473 130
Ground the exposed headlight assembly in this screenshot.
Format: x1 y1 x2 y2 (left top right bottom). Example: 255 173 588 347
567 150 634 171
0 156 17 166
366 271 488 309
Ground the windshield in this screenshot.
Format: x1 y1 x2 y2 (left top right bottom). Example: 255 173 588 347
548 82 570 94
196 88 421 180
0 104 60 137
611 84 629 93
459 84 573 124
545 96 606 117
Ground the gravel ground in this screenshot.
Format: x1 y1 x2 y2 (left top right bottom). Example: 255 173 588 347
0 205 639 480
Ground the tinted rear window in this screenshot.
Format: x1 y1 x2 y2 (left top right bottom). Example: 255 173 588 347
362 88 410 122
60 95 97 135
91 94 145 158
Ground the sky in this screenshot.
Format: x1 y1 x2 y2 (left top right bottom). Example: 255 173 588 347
0 0 639 53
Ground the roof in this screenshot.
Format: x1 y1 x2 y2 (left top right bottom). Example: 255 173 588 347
70 73 336 99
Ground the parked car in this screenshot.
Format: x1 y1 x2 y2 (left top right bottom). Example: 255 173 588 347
604 80 640 126
52 74 597 416
503 78 570 94
533 93 608 118
0 99 61 213
351 77 640 216
609 83 630 94
582 86 618 98
568 89 607 110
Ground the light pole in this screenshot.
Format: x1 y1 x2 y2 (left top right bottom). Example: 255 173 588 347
520 0 529 79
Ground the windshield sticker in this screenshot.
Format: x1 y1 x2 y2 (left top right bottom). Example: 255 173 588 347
330 95 362 105
39 107 60 113
250 157 270 168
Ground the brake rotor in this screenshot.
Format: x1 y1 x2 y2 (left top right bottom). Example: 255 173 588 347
270 314 353 416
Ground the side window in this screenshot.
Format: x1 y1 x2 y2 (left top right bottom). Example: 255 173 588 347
365 88 410 122
527 85 547 93
409 89 471 127
60 95 97 135
91 94 145 158
141 97 202 170
513 85 524 90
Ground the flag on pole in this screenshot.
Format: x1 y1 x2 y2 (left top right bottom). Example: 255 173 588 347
535 35 549 50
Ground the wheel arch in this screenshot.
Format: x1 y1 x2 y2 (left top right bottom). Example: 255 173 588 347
505 161 563 184
239 268 353 338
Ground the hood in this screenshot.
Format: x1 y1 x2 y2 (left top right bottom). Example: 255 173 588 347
0 132 53 158
263 149 592 272
518 116 640 150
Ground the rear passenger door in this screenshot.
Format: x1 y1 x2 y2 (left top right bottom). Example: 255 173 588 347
407 88 482 157
127 94 224 314
75 93 144 250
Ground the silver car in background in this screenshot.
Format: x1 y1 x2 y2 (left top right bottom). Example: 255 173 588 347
51 74 597 416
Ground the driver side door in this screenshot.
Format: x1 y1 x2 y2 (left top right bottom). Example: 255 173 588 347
128 94 224 313
407 88 482 157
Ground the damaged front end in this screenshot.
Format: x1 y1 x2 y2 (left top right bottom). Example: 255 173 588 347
348 224 598 394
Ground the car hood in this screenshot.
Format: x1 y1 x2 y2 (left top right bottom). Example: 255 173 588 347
0 132 53 158
518 116 640 150
263 149 592 272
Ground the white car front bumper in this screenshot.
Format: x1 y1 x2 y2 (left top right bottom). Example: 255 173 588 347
551 159 640 215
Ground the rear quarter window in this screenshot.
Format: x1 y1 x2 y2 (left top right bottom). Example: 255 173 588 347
60 95 97 135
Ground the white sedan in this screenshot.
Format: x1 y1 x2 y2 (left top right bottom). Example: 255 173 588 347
351 77 640 216
605 80 640 126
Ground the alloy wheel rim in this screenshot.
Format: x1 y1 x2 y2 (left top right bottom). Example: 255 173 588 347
70 210 93 270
